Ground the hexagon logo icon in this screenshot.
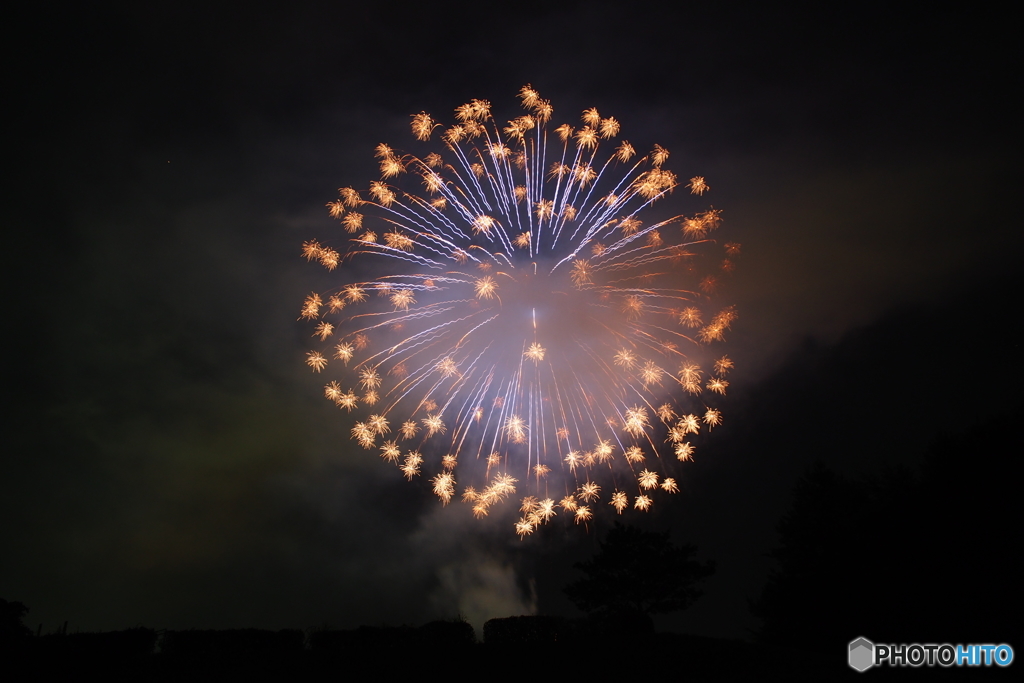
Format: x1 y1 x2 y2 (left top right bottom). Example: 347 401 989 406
849 637 875 672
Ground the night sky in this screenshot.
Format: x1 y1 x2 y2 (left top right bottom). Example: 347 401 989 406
6 1 1019 641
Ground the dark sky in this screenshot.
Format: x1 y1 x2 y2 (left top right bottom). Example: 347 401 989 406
5 1 1020 639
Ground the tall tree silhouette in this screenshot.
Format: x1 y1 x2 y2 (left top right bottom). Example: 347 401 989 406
564 523 715 618
1 599 31 648
752 410 1023 652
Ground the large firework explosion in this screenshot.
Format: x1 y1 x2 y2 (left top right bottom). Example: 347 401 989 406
301 86 738 536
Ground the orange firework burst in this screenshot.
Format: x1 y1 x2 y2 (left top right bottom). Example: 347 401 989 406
301 86 738 536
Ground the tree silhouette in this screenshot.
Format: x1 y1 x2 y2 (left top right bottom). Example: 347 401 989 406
1 598 31 648
564 523 715 618
751 411 1023 651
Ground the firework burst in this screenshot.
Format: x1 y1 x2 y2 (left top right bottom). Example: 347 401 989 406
301 86 738 535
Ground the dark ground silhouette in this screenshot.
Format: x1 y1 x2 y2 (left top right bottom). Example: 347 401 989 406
4 615 848 681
